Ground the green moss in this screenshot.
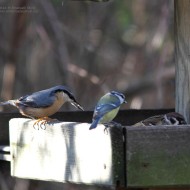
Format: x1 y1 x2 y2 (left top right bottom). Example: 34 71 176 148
127 151 190 187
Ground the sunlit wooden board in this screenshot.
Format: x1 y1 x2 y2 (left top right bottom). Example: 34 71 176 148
9 118 124 186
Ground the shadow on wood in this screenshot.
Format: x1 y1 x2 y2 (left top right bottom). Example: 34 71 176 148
9 118 124 187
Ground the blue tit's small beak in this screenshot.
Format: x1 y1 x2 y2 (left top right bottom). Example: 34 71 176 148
124 100 127 104
71 101 84 111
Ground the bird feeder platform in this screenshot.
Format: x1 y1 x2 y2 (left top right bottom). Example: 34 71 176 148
8 115 190 188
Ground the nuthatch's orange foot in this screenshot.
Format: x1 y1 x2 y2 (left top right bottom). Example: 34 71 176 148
33 118 47 130
33 117 57 130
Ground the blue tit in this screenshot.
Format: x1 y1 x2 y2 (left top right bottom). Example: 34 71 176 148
0 85 84 122
89 91 127 130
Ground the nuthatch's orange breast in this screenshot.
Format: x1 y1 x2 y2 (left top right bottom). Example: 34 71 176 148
20 92 65 118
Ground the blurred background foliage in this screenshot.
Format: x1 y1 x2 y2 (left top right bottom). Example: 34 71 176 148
0 0 174 111
0 1 174 189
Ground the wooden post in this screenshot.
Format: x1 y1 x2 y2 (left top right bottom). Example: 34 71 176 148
175 0 190 123
126 125 190 187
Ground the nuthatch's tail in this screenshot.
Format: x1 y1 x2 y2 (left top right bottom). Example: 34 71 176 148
0 100 17 107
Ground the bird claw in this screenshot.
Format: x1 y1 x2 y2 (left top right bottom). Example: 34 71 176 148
33 118 46 130
39 120 47 130
104 126 109 135
33 117 57 130
103 121 122 134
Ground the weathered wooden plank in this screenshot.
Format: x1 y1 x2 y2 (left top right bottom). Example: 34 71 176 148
9 118 124 186
0 109 174 145
0 153 11 161
175 0 190 122
0 145 11 161
126 125 190 188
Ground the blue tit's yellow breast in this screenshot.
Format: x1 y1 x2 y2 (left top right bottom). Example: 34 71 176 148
100 107 120 123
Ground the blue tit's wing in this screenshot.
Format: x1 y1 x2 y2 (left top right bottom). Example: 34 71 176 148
18 89 56 108
90 103 118 130
93 103 118 119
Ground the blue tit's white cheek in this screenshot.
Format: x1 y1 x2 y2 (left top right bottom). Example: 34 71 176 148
117 95 125 104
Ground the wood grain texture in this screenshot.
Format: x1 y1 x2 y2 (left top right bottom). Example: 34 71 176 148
0 109 174 145
126 125 190 187
9 118 124 186
175 0 190 123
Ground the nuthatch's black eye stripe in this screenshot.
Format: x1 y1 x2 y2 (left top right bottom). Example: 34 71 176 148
52 87 76 101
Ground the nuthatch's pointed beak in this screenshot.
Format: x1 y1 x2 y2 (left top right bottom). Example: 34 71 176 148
71 101 84 111
124 100 127 104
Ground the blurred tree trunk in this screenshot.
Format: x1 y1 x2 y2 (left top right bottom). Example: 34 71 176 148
1 0 29 100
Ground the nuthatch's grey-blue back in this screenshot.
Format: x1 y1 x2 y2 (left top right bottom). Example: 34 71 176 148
89 91 127 130
0 85 84 120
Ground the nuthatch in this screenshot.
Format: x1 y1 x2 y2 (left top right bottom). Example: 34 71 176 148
89 91 127 130
0 85 84 125
133 112 187 126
